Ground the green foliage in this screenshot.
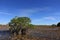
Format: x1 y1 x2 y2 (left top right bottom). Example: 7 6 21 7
18 17 31 28
9 16 32 35
52 24 56 27
28 24 34 29
57 22 60 27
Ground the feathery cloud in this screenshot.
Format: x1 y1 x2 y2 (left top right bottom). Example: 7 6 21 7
31 16 56 25
43 16 56 20
18 7 50 17
0 12 12 15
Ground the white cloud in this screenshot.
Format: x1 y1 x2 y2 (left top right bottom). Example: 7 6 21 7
18 7 50 17
18 9 34 17
33 16 56 21
0 12 12 15
32 16 56 24
53 12 60 16
43 16 56 20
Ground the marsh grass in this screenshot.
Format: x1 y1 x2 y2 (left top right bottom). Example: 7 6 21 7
11 26 60 40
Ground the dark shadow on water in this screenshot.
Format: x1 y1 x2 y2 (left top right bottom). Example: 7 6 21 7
0 30 10 40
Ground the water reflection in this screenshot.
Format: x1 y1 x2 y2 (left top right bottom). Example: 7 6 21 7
0 30 10 40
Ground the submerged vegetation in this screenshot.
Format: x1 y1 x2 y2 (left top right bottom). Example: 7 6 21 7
0 16 60 40
9 16 34 37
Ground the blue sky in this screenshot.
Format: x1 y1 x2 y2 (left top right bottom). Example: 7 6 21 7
0 0 60 25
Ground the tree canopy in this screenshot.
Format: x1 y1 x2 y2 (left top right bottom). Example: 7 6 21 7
57 22 60 27
9 16 32 35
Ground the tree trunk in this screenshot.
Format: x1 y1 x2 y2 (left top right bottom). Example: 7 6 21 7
21 28 26 35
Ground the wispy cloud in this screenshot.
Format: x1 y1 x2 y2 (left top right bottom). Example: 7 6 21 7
43 16 56 20
18 7 50 17
18 9 36 17
33 16 56 22
53 12 60 16
32 16 56 25
0 12 12 15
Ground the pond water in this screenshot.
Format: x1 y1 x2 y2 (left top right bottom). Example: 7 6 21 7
0 30 10 40
0 28 59 40
28 28 60 40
